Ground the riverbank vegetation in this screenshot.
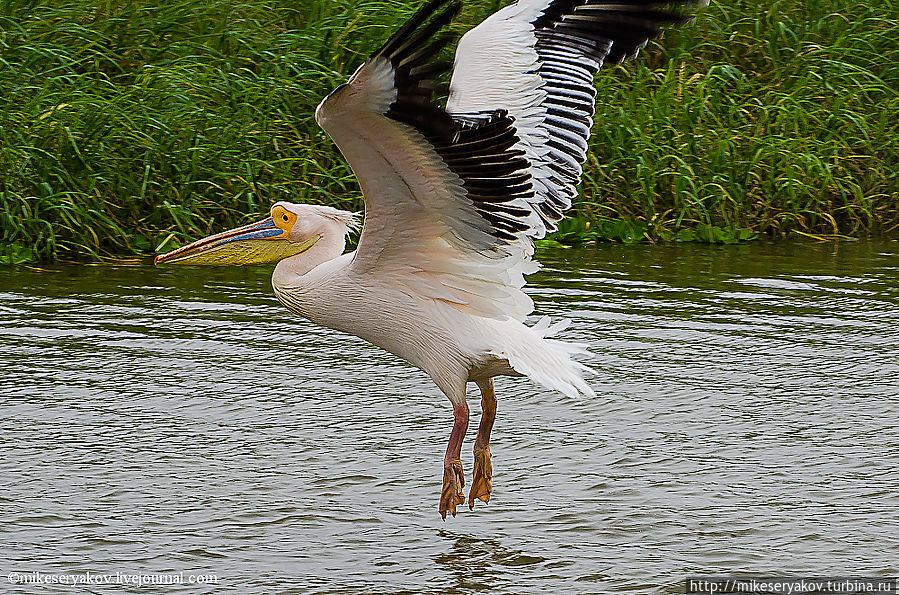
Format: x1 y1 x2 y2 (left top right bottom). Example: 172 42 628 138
1 0 897 262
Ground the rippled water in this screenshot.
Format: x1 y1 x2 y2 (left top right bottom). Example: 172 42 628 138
2 240 898 593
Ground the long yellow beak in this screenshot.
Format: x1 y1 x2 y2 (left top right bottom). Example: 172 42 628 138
154 217 319 266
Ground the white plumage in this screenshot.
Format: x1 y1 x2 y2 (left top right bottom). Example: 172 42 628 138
156 0 701 518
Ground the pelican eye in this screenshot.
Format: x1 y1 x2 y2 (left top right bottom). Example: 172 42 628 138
271 206 297 232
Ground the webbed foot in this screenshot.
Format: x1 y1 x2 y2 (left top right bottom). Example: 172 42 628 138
440 459 465 519
468 444 493 509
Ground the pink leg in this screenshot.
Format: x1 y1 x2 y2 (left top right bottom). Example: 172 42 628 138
439 402 469 519
469 379 496 509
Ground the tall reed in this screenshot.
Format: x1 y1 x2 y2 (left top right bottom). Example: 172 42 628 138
1 0 896 261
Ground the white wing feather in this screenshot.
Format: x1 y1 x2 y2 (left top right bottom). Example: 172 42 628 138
316 56 538 321
448 0 694 234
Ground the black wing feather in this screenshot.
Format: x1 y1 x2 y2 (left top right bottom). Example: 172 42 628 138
527 0 699 229
368 0 538 247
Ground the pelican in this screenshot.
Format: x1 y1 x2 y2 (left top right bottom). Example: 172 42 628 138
156 0 701 518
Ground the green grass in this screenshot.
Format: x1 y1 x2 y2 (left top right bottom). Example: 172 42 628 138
1 0 897 262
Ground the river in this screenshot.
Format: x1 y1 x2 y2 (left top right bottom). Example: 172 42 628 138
2 240 897 593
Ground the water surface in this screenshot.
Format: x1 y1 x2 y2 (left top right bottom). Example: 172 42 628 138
2 240 898 593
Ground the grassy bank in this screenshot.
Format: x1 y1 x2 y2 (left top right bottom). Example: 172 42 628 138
1 0 897 262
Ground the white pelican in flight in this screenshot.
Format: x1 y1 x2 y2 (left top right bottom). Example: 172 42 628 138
156 0 701 518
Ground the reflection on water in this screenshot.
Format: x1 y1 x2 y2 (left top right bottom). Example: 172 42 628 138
1 240 898 594
434 531 548 593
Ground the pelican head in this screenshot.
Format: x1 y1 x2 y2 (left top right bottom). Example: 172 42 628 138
154 202 358 267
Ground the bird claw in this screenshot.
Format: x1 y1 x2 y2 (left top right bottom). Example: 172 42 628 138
468 444 492 509
439 459 465 519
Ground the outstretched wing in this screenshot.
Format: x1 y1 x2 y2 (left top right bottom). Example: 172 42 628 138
447 0 700 236
316 0 542 321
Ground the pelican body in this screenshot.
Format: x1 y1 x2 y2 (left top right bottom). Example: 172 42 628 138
156 0 701 518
